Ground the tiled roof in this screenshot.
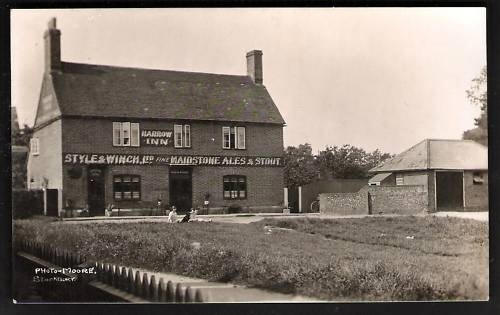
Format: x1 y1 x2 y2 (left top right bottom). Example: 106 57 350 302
369 172 392 183
369 139 488 172
52 62 285 125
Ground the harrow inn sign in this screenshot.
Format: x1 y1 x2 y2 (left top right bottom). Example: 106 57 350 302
63 153 283 167
141 129 173 146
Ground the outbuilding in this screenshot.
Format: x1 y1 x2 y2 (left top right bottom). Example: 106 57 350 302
369 139 488 211
27 18 286 216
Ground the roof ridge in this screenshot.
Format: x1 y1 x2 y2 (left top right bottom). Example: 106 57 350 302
426 138 473 142
60 61 250 79
371 139 426 169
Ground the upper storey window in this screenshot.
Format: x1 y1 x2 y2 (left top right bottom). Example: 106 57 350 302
222 126 245 149
174 124 191 148
30 138 39 155
113 122 139 147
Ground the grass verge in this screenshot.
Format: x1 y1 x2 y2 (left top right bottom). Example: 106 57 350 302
14 215 488 301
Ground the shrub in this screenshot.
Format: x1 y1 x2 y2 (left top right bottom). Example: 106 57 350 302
12 190 44 219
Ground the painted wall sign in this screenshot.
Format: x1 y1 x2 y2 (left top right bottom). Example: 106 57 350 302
141 129 173 146
63 153 283 167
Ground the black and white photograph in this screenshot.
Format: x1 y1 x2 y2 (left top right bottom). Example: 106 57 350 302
9 8 489 303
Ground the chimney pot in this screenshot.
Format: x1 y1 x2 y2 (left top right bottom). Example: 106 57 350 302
48 17 57 29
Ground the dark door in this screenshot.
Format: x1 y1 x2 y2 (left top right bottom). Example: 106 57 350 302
288 187 299 213
87 166 106 216
436 171 464 210
46 189 58 216
169 167 192 213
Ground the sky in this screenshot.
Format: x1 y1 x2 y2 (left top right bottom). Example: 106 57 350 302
11 8 486 154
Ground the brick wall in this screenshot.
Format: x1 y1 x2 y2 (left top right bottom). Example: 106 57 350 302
63 164 171 210
427 171 436 212
368 185 427 214
62 118 283 156
60 117 284 212
319 186 369 215
192 166 284 210
320 185 428 216
463 170 488 211
301 179 367 213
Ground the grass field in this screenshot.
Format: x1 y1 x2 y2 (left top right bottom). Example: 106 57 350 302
14 215 488 301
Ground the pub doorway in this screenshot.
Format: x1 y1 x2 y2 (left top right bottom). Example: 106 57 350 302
169 167 192 213
87 166 106 216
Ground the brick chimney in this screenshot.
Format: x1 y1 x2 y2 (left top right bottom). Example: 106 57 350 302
246 50 263 84
44 17 61 73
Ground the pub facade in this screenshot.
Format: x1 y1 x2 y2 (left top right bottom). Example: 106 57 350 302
27 18 286 216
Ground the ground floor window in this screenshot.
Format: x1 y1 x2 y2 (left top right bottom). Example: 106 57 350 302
223 175 247 199
113 175 141 200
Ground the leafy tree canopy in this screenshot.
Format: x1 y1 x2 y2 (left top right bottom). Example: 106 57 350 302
463 66 487 145
284 143 319 188
284 143 393 187
317 145 392 180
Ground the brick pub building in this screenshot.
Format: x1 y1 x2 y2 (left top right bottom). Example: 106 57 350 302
27 18 286 216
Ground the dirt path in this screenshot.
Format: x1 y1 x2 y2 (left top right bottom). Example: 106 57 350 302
60 211 488 225
431 211 488 222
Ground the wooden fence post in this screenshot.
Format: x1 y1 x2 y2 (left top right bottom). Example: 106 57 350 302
111 265 119 287
159 278 167 302
104 264 111 285
141 273 150 299
120 266 128 291
175 283 185 303
98 263 106 282
127 268 135 294
194 289 204 303
185 287 194 303
134 270 142 297
64 251 70 267
166 280 175 302
150 275 158 302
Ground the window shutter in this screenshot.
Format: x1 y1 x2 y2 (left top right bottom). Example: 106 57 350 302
130 123 140 147
121 122 131 146
174 125 183 148
222 127 230 149
184 125 191 147
113 122 121 146
237 127 246 149
233 127 238 149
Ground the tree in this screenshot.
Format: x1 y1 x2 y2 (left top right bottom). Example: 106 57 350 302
463 66 487 146
283 143 319 188
12 124 33 146
11 124 33 189
317 145 392 179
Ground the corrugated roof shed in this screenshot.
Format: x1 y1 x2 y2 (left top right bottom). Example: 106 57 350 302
369 139 488 172
51 62 286 125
